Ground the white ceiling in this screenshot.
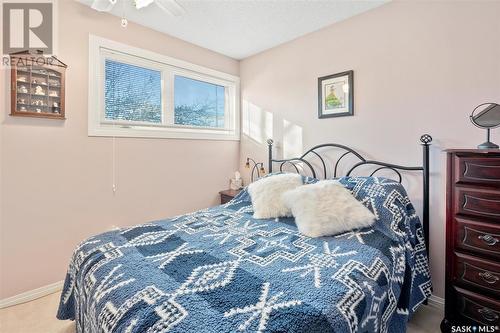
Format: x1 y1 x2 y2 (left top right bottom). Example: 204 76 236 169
80 0 387 60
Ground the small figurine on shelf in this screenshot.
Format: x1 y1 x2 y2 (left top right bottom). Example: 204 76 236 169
33 69 47 75
52 102 58 107
19 106 27 111
18 85 28 93
32 78 38 84
18 76 27 82
49 90 58 97
35 108 42 113
17 98 26 104
34 85 44 95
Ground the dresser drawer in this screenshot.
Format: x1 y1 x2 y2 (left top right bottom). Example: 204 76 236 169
455 217 500 259
455 156 500 185
456 287 500 326
454 252 500 295
454 186 500 220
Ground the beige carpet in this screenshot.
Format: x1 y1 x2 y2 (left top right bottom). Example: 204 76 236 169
0 292 442 333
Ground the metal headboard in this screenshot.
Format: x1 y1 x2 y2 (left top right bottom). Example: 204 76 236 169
267 134 433 253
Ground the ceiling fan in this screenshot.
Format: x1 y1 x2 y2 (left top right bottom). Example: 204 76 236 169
90 0 185 16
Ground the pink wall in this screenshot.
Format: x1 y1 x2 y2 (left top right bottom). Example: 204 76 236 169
239 1 500 298
0 1 239 299
2 0 499 302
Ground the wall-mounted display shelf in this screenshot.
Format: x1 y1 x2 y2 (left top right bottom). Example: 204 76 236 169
10 53 67 119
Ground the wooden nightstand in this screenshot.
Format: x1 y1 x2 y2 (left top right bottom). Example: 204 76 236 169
219 189 241 204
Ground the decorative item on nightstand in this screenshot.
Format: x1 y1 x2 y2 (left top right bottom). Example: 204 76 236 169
470 102 500 149
441 149 500 332
229 171 243 190
245 157 266 182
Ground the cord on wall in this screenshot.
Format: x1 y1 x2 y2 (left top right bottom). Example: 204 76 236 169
112 119 117 195
112 135 117 194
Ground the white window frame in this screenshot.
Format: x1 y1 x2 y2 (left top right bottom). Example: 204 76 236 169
88 35 240 141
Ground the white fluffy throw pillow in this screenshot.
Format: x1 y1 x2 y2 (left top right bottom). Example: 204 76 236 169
248 173 303 219
282 180 376 237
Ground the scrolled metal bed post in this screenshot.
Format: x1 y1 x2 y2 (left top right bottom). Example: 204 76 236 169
420 134 432 254
267 139 274 173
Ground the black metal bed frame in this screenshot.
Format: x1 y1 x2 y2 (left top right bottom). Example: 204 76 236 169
267 134 433 253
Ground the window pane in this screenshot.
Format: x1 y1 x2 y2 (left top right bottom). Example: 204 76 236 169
105 59 162 123
174 75 225 128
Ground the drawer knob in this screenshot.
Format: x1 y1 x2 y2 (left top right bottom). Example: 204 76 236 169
479 271 499 284
478 307 499 322
478 234 499 246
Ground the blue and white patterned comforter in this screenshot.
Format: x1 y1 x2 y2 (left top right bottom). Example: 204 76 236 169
57 176 432 333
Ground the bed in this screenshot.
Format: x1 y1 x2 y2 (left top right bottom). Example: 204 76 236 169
57 135 433 333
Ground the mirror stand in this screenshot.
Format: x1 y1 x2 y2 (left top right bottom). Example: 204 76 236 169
470 102 500 149
478 128 499 149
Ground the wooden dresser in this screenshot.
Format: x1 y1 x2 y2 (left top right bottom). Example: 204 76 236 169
442 150 500 331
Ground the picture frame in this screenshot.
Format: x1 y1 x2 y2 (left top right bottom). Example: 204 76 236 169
318 70 353 118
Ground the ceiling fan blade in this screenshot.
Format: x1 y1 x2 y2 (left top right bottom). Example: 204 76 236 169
91 0 115 12
135 0 155 9
155 0 186 16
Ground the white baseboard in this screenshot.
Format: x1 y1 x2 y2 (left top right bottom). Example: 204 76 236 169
0 280 64 309
427 294 445 311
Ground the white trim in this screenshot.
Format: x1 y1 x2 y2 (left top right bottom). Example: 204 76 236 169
88 34 240 141
427 294 445 311
0 280 64 309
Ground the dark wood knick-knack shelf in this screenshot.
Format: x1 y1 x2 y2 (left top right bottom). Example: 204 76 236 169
10 53 67 119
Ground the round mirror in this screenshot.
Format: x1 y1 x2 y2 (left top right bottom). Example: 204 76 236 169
470 102 500 149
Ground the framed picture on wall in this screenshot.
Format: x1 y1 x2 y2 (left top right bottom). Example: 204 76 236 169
318 70 353 118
